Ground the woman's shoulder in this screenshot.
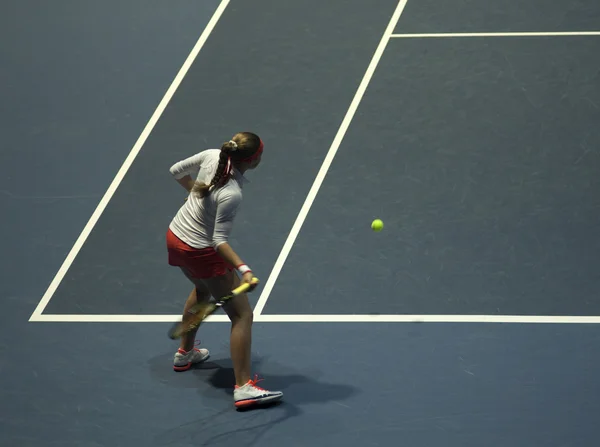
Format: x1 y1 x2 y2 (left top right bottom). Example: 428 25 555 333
199 148 221 160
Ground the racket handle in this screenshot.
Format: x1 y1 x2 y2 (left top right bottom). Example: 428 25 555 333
232 277 259 295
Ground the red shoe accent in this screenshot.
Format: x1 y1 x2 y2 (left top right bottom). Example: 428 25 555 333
177 340 203 355
174 340 203 371
234 374 266 390
173 362 191 372
235 399 257 408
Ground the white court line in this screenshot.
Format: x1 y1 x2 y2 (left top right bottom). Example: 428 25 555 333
30 314 600 324
28 0 231 322
391 31 600 38
252 0 410 317
256 314 600 323
31 314 230 323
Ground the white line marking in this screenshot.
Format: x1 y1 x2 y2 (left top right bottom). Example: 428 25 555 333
391 31 600 38
252 0 410 317
28 313 600 324
28 0 231 322
29 314 230 323
255 314 600 323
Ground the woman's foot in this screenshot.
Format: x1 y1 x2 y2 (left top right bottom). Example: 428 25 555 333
173 342 210 371
233 375 283 408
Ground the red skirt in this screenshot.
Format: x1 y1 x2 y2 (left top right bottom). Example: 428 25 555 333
166 228 233 278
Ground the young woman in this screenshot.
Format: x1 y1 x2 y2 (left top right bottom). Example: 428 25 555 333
166 131 283 408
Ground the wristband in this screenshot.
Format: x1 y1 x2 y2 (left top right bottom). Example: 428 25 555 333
236 264 252 275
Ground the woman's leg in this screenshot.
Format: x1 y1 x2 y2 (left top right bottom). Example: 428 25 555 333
201 270 252 386
172 267 212 372
201 270 283 407
179 274 212 352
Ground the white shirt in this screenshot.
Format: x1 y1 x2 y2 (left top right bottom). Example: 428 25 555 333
168 149 247 249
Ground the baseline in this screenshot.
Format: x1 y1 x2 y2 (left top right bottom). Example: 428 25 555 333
391 31 600 38
31 314 600 324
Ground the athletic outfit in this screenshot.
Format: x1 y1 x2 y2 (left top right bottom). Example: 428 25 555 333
167 148 283 408
167 149 245 278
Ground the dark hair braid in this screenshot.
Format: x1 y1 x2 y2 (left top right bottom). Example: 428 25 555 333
208 142 235 189
192 133 261 198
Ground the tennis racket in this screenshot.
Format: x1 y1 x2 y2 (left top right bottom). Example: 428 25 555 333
167 277 259 340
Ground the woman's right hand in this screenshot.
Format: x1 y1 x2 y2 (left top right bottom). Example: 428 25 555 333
242 271 258 291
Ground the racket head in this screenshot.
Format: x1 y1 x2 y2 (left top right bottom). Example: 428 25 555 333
167 301 217 340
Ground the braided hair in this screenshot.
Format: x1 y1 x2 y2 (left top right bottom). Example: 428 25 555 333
192 132 262 198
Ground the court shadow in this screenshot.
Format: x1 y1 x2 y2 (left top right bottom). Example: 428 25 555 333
193 356 358 407
148 352 358 407
147 352 266 391
150 353 356 445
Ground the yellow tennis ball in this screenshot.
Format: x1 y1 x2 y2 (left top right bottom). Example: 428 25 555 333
371 219 384 232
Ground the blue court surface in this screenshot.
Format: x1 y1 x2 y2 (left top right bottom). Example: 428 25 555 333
3 0 600 445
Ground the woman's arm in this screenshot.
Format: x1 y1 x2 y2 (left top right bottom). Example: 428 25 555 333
213 192 255 285
169 152 204 191
175 175 196 192
216 242 255 286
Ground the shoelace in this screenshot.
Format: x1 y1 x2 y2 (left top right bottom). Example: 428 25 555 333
179 340 203 354
248 374 266 391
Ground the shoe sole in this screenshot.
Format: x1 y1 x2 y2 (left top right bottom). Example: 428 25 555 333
173 354 210 371
234 394 283 408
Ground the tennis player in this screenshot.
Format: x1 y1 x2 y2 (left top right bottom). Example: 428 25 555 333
166 132 283 408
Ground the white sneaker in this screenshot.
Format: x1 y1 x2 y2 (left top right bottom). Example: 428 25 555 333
173 342 210 371
233 375 283 408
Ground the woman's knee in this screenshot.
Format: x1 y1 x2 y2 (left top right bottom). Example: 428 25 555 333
231 312 253 327
240 307 254 324
226 295 253 325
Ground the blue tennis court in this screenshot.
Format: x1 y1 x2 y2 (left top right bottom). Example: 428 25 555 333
3 0 600 445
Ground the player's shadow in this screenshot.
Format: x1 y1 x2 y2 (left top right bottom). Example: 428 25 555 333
200 356 357 406
150 353 356 446
148 352 358 408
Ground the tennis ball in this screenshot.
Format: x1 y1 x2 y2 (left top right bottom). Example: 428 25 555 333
371 219 384 232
